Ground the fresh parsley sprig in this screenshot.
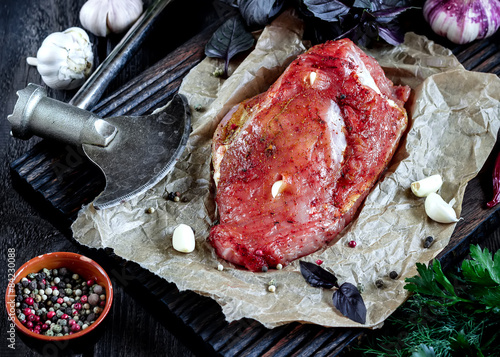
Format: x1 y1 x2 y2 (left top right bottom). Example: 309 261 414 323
405 245 500 312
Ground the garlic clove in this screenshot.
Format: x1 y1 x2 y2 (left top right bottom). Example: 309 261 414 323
172 223 195 253
80 0 143 37
424 192 459 224
271 180 284 198
411 174 443 197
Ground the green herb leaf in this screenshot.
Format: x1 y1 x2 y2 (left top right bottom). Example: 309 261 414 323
467 245 500 284
411 344 436 357
405 261 470 305
205 16 255 76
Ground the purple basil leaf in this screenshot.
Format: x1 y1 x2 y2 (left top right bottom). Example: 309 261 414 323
218 0 239 7
332 282 367 324
299 261 339 288
353 0 377 11
378 24 405 45
303 0 351 22
372 6 413 22
237 0 285 27
205 16 255 76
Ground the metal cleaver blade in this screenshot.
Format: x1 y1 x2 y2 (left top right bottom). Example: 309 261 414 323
84 95 191 209
8 84 191 210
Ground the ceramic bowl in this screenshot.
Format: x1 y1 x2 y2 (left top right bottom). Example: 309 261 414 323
5 252 113 341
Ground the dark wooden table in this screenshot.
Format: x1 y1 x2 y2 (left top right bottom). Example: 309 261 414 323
1 1 500 356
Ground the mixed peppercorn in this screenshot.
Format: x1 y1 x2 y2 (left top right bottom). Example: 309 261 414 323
14 267 106 337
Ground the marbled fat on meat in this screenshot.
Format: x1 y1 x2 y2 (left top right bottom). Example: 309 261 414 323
209 39 410 271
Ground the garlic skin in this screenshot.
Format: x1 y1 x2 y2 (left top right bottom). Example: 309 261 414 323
80 0 143 37
423 0 500 44
172 224 195 253
26 27 93 90
424 192 459 223
411 174 443 197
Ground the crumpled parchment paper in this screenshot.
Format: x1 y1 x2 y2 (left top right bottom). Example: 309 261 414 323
72 11 500 328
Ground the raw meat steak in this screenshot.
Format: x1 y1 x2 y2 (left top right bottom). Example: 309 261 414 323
209 39 410 271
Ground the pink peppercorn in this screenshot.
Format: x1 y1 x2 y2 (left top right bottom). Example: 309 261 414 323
68 319 76 326
47 311 56 319
42 324 49 331
26 321 33 329
23 308 32 316
34 315 40 322
315 259 323 265
61 314 69 319
34 324 41 331
255 250 263 256
21 320 26 325
86 279 94 286
71 324 81 332
348 240 357 248
80 295 88 303
27 314 36 322
73 303 82 311
57 298 64 304
100 301 106 307
25 297 34 305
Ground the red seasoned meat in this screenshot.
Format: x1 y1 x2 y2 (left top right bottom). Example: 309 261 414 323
209 39 410 271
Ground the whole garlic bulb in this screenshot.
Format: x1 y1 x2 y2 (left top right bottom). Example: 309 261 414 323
423 0 500 44
26 27 93 90
80 0 144 37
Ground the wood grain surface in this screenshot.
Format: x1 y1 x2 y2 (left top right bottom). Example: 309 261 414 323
1 1 500 357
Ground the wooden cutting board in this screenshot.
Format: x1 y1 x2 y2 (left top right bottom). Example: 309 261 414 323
10 21 500 357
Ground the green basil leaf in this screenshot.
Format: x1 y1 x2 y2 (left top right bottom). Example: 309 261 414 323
205 16 255 76
237 0 285 27
332 282 366 324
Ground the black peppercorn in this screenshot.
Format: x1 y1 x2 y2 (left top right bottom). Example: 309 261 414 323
389 271 399 279
21 280 29 288
59 267 68 277
86 313 95 322
51 295 58 303
423 236 434 248
28 281 37 291
21 303 28 309
375 279 385 288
